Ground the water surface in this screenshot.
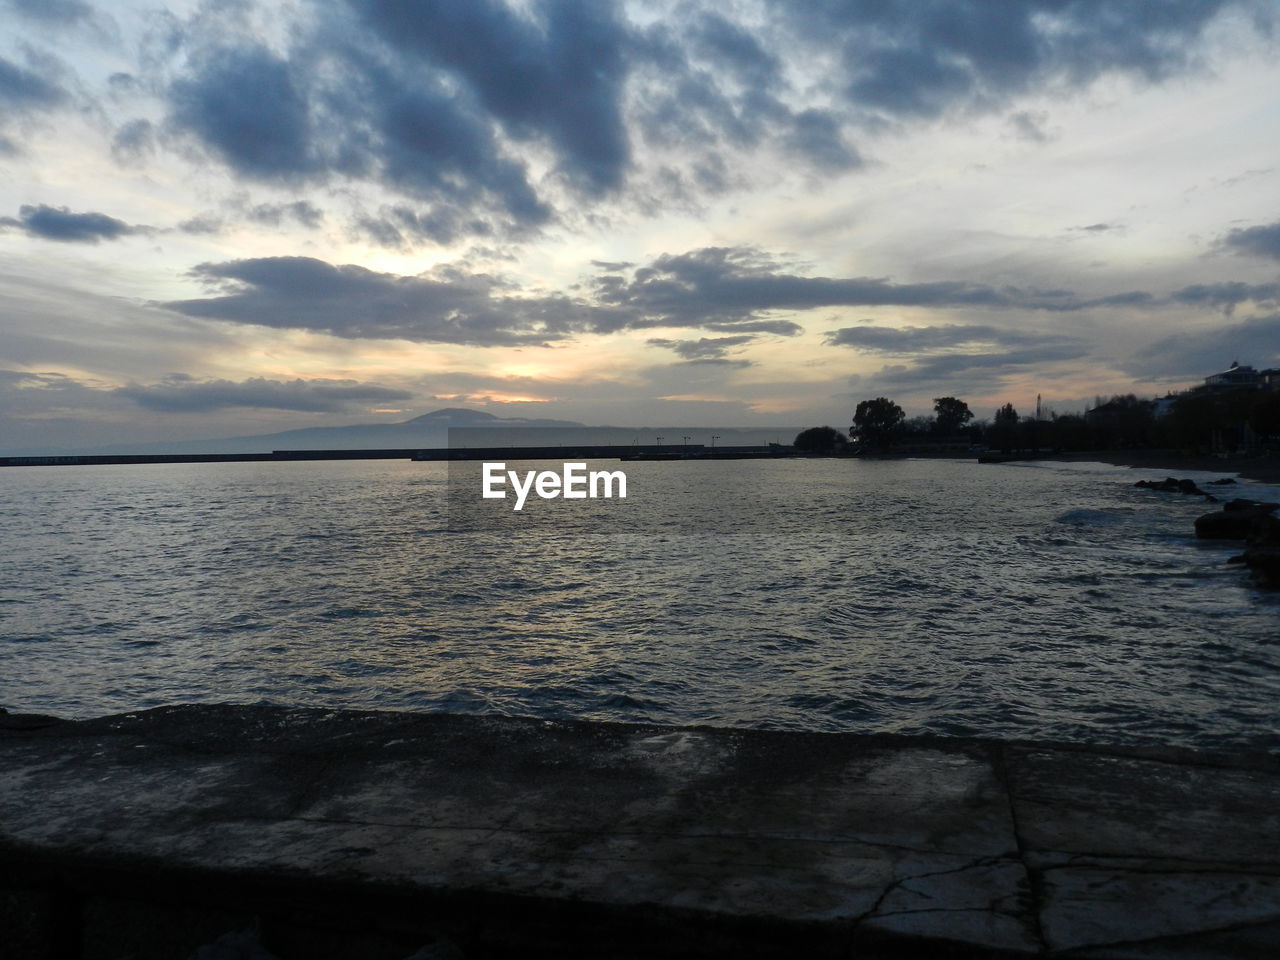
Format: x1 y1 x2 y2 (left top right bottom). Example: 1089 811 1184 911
2 457 1277 751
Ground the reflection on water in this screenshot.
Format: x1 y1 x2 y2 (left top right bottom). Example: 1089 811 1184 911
2 457 1278 751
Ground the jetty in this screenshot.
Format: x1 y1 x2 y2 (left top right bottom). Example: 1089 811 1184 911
2 705 1277 958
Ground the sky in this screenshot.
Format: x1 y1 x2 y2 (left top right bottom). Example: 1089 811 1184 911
2 0 1280 452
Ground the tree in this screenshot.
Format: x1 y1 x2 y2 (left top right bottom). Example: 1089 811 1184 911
932 397 973 436
1249 391 1280 444
1157 388 1258 453
852 397 905 451
793 425 848 453
992 403 1019 453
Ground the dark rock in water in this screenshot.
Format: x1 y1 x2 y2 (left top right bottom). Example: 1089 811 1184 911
1242 514 1280 588
1224 498 1280 513
1195 501 1280 539
1134 477 1205 495
1208 477 1237 485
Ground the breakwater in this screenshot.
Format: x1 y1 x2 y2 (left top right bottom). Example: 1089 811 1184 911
0 444 782 468
3 705 1278 958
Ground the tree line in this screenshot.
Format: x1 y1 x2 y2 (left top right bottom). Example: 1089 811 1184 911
793 388 1280 455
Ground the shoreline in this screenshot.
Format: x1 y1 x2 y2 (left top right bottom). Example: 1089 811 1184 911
1000 450 1280 484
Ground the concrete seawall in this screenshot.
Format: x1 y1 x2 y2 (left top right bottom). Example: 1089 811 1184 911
2 705 1278 958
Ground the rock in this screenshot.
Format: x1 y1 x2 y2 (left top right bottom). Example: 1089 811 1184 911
189 930 280 960
1134 477 1205 495
1207 477 1237 485
1242 514 1280 588
1224 498 1280 513
401 939 467 960
1194 506 1278 540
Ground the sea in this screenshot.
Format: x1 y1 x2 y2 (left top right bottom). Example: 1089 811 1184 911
2 456 1278 752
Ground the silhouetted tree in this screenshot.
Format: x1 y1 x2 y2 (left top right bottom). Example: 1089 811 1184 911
794 425 848 453
1156 388 1258 453
992 403 1019 453
902 416 933 439
1043 413 1092 451
1249 392 1280 445
932 397 973 436
852 397 905 452
1086 394 1155 448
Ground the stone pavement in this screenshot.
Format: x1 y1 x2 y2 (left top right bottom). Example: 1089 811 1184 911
1 705 1278 958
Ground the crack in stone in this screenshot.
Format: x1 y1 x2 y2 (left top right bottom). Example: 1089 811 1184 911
997 743 1049 953
851 855 1007 926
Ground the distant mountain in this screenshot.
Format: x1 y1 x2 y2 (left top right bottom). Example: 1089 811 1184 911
89 408 590 455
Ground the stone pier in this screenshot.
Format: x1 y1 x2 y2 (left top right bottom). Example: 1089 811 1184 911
1 705 1277 958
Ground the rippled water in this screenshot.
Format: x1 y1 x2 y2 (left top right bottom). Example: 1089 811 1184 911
2 457 1278 750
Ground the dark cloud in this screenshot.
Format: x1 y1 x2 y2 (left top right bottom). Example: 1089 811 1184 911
784 109 860 171
163 35 550 239
355 205 494 249
689 11 780 88
111 119 154 163
1008 110 1050 142
1221 222 1280 261
168 45 317 181
174 199 325 236
3 0 92 24
0 204 150 243
594 246 1124 327
0 54 67 110
1085 291 1155 307
1171 282 1280 310
647 335 755 361
1125 314 1280 380
247 200 324 229
114 374 414 413
141 0 1268 237
160 244 1240 358
876 344 1090 382
825 323 1076 352
787 0 1264 123
632 14 861 179
0 368 106 412
680 357 752 367
827 319 1091 394
347 0 633 196
163 256 629 346
178 214 223 235
703 319 804 336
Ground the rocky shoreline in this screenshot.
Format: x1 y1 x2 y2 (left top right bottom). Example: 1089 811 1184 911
1052 450 1280 484
1133 476 1280 587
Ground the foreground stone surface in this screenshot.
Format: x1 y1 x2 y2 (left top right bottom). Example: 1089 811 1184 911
1 706 1277 959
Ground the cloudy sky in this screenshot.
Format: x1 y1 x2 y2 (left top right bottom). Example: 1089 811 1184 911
3 0 1280 451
